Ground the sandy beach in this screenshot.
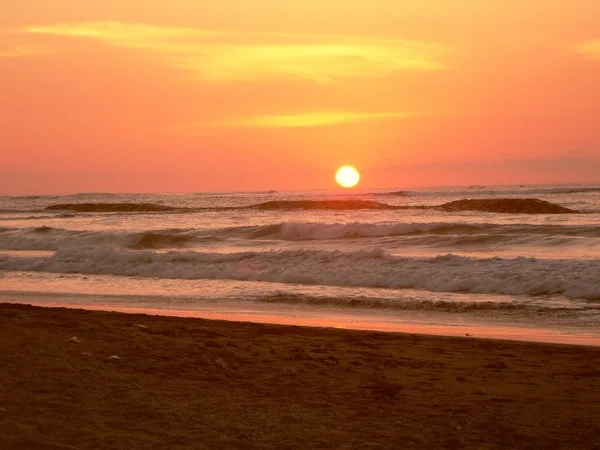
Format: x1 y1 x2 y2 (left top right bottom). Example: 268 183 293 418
1 303 599 449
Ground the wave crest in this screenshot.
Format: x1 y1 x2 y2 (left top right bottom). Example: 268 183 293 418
258 293 528 312
4 221 600 252
129 232 195 249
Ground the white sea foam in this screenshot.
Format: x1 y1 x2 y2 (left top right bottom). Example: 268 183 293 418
2 248 600 300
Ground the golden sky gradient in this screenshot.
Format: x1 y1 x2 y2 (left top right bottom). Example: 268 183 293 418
1 0 599 193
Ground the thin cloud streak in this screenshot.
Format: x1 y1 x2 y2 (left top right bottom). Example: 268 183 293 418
171 111 417 131
23 21 451 82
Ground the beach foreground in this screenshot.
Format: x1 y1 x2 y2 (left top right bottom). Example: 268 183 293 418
1 303 599 449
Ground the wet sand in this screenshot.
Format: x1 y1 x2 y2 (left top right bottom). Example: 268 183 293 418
1 303 599 449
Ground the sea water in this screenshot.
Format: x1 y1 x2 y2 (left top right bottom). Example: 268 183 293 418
1 184 600 345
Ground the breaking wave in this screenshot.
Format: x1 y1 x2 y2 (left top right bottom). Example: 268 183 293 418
247 222 454 240
129 232 196 250
2 248 600 300
3 221 600 251
257 293 535 312
0 226 200 251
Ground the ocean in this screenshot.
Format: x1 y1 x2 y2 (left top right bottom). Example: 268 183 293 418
1 184 600 345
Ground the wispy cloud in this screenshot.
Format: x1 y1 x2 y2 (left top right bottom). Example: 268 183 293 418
23 21 450 82
172 111 414 131
573 40 600 59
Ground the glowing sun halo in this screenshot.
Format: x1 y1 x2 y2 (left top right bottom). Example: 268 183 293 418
335 165 360 188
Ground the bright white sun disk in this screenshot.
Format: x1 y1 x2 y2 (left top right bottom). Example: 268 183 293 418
335 166 360 188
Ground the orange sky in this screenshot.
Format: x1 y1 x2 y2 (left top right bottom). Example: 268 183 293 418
1 0 600 194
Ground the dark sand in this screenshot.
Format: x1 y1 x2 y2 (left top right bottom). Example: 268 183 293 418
1 303 599 449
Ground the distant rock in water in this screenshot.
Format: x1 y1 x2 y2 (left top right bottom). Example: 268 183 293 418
250 200 395 210
45 203 182 212
437 198 578 214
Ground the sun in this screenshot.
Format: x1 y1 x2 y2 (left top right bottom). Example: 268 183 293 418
335 165 360 188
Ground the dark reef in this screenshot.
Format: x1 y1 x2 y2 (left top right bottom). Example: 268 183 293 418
45 203 182 212
250 200 396 210
45 198 579 214
437 198 578 214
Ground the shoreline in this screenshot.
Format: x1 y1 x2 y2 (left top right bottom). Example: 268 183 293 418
3 295 600 347
1 302 600 448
